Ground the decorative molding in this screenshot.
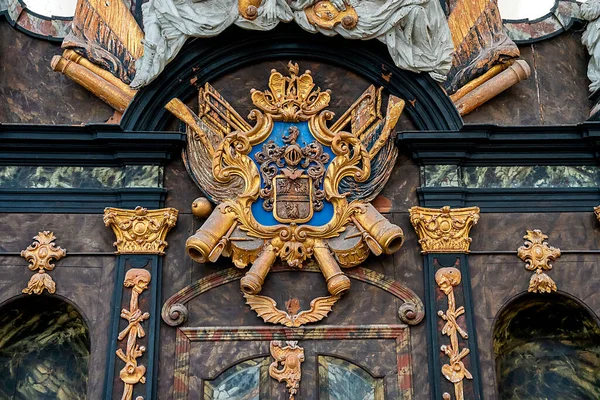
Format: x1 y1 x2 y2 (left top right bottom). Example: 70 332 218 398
104 206 178 254
161 265 425 328
435 267 472 400
409 206 480 254
269 340 305 400
174 325 413 400
517 230 561 293
21 231 66 295
116 268 151 400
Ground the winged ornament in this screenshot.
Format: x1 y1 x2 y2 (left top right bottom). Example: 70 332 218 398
166 62 406 327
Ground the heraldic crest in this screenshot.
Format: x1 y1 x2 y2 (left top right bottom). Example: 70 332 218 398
168 62 405 327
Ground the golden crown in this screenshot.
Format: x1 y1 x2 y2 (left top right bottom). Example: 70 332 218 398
250 62 331 122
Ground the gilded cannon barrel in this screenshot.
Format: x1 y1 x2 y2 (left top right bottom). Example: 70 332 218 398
353 204 404 255
186 204 236 263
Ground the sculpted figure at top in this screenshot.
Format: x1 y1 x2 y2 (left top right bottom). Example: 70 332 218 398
130 0 453 88
582 0 600 93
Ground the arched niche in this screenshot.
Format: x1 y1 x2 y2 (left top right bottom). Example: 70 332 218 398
0 295 91 399
493 292 600 400
121 24 461 132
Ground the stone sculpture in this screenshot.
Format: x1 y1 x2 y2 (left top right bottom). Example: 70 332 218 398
582 0 600 93
130 0 453 88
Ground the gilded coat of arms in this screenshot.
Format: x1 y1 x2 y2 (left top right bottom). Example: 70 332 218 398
167 62 406 326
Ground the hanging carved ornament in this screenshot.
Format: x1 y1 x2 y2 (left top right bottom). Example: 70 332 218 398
21 231 66 295
104 206 179 254
517 229 560 293
436 267 472 400
117 268 151 400
269 340 305 400
409 206 480 253
170 62 405 327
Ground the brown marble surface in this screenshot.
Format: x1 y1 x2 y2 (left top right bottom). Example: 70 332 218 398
469 211 600 400
0 25 114 124
463 32 593 126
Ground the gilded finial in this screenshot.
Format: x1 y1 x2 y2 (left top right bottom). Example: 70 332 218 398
21 231 66 295
517 229 560 293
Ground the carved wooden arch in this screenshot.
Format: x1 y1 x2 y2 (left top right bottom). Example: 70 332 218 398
121 24 462 133
162 265 425 327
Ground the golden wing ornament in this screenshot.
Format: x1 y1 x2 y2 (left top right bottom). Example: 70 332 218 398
244 293 341 327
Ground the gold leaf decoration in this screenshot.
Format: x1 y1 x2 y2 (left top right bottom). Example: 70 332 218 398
104 206 179 254
269 340 305 400
517 229 560 293
21 231 66 295
244 293 340 327
409 206 480 253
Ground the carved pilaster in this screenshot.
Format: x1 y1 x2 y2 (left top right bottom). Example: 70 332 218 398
409 206 480 253
104 206 178 400
21 231 66 295
409 206 482 400
104 206 178 254
517 229 560 293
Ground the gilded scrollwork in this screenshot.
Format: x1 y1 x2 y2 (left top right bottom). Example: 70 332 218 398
177 62 405 324
269 340 305 400
409 206 480 253
117 268 151 400
103 206 179 255
21 231 66 295
517 229 561 293
436 267 472 400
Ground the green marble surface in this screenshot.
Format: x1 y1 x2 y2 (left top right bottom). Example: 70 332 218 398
494 293 600 400
423 166 598 188
0 296 90 399
0 165 163 189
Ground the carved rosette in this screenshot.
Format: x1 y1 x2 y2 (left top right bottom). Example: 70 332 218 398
21 231 67 295
436 267 472 400
104 206 178 254
409 206 480 253
517 229 560 293
117 268 151 400
269 340 305 400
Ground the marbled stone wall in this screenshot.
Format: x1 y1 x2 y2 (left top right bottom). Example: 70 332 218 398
0 213 117 399
469 212 600 400
462 32 593 125
0 24 114 124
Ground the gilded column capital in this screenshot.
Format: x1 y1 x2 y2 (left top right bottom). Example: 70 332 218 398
594 205 600 221
104 206 179 255
409 206 480 254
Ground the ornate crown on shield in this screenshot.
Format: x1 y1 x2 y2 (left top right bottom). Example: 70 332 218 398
167 62 406 327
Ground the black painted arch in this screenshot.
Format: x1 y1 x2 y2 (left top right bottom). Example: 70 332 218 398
121 24 462 132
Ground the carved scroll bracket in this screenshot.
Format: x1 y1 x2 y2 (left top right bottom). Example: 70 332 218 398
21 231 66 295
409 206 480 253
517 229 560 293
269 340 305 400
104 206 178 255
